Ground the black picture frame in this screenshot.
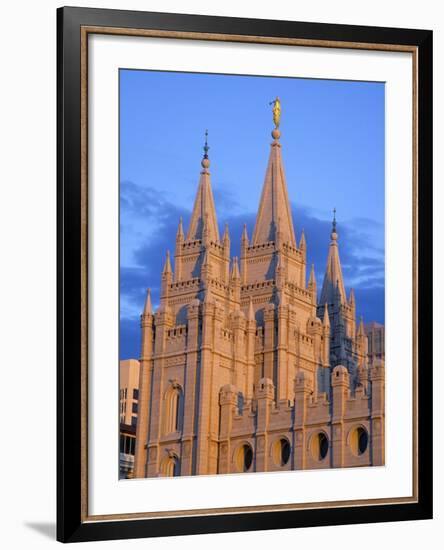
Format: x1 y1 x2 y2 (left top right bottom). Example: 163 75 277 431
57 6 433 543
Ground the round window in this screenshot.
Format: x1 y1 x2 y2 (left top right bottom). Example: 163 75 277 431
310 432 329 461
350 426 368 456
272 438 291 466
235 444 253 472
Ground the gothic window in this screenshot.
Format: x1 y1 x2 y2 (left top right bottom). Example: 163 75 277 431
162 454 180 477
163 383 183 434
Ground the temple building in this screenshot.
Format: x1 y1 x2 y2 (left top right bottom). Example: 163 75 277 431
133 105 385 478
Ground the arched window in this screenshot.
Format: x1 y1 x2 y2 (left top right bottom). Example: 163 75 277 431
163 382 183 434
162 454 180 477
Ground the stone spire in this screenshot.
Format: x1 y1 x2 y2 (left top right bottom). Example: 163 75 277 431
299 229 306 251
176 217 184 241
162 250 172 275
348 287 355 308
187 131 220 243
319 209 346 305
308 263 316 287
143 288 153 316
252 106 296 248
323 303 330 327
222 222 230 247
241 223 249 246
230 256 240 281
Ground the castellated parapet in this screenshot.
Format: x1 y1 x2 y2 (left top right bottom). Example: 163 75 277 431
133 123 385 478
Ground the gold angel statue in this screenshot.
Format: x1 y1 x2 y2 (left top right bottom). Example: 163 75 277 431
269 97 281 128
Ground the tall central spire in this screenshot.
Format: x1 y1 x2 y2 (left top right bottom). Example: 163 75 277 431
187 130 220 242
320 210 347 305
252 100 296 247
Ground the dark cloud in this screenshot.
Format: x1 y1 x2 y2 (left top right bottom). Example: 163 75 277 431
120 181 384 359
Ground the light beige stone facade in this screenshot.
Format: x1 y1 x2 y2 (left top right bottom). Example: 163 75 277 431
133 123 385 478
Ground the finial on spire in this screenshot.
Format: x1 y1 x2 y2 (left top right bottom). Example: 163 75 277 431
201 129 210 170
269 97 281 128
269 97 281 140
331 208 338 241
203 129 209 157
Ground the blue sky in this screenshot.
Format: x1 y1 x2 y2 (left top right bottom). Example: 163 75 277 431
120 69 385 360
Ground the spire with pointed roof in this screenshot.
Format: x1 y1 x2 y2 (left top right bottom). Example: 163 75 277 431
230 256 240 281
176 217 184 241
162 250 172 275
252 106 296 248
186 131 220 243
143 288 153 316
308 263 316 287
319 210 346 305
299 229 306 251
323 303 330 327
241 223 249 246
348 288 355 308
223 222 230 245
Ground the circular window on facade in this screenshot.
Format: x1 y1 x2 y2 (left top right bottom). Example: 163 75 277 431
350 426 368 456
235 443 253 472
310 432 329 461
272 438 291 466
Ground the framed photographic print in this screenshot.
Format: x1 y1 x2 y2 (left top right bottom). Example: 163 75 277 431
57 6 433 543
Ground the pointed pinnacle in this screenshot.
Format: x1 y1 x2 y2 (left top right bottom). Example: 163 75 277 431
143 288 153 315
323 303 330 327
242 223 249 243
299 229 306 249
309 263 316 285
349 288 355 305
176 217 184 239
223 222 230 243
231 256 240 280
162 250 172 274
